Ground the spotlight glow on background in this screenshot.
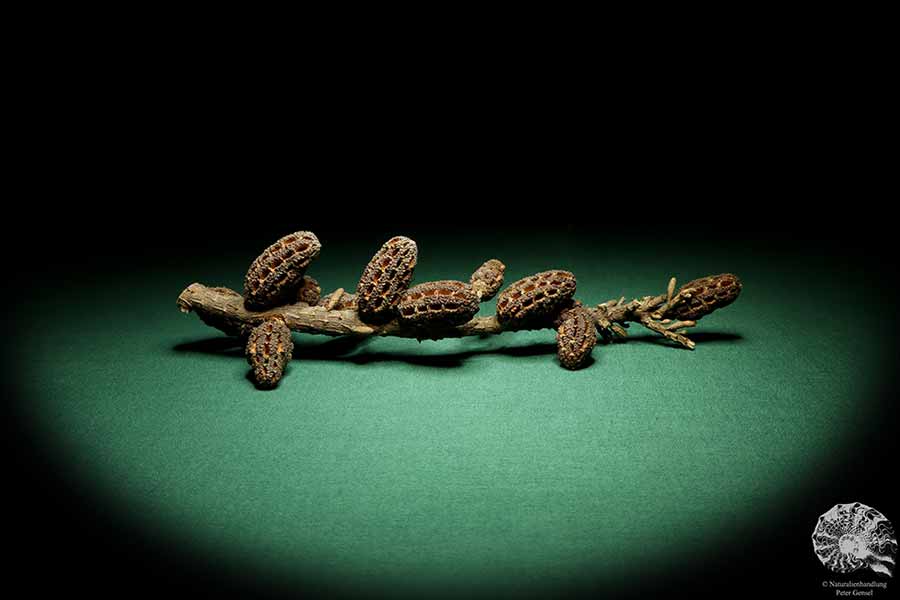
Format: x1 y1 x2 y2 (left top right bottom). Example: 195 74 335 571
12 233 894 598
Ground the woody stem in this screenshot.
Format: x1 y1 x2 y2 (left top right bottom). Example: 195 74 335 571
177 280 701 346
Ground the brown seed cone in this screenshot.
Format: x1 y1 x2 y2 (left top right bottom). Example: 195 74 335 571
666 273 742 321
556 305 597 370
356 236 418 323
244 231 321 311
296 276 321 305
398 280 480 327
552 299 585 327
496 270 577 327
469 259 506 301
245 318 294 388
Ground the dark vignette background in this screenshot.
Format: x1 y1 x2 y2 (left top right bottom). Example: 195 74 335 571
3 211 898 600
4 33 896 597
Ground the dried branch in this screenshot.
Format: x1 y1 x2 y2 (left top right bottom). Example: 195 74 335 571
177 283 506 340
638 316 696 350
176 229 742 388
177 272 733 351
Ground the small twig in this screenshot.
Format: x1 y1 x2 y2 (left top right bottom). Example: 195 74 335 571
639 316 696 350
665 319 696 331
586 277 709 349
322 288 345 311
594 304 612 330
610 323 629 338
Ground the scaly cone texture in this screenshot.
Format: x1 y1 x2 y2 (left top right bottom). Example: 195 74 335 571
356 236 418 324
397 280 480 328
469 259 506 301
245 318 294 388
178 229 746 387
556 304 597 370
244 231 321 311
296 276 321 305
665 274 742 321
496 270 577 327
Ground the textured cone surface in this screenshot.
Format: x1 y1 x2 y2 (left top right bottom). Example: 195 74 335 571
356 236 417 323
244 231 321 311
556 305 597 369
398 280 480 327
469 259 506 301
246 318 294 388
668 273 742 320
496 270 577 327
296 276 321 305
553 299 584 327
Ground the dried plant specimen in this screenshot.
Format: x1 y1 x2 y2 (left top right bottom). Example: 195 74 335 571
244 231 321 311
356 236 417 323
665 273 742 321
397 280 480 327
177 228 747 388
556 305 597 370
496 270 577 327
245 317 294 388
469 259 506 301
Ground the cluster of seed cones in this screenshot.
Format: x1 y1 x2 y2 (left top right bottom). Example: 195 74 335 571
237 231 742 388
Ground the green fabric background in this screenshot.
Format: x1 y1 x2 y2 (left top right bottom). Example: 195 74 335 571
15 232 892 597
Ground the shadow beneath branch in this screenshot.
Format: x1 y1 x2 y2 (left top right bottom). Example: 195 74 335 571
173 334 558 368
172 330 742 369
623 332 744 347
344 342 558 368
172 337 244 357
